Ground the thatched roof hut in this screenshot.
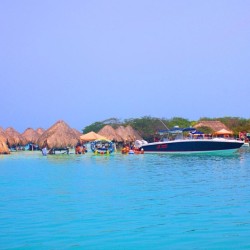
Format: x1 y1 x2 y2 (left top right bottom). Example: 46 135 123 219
0 127 15 147
5 127 28 147
22 128 40 144
37 120 80 149
115 126 134 142
98 125 123 142
0 127 7 141
124 125 142 141
72 128 82 138
115 125 143 142
36 128 45 135
194 121 230 132
80 131 107 142
0 135 10 154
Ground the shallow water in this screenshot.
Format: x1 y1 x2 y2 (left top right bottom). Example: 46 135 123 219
1 149 250 249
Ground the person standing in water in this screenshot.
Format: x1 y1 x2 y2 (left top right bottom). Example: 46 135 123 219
42 141 47 156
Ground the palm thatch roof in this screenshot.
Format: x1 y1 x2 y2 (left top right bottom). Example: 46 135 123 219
0 127 7 141
194 121 230 132
98 125 123 142
214 128 233 135
36 128 45 135
80 131 107 142
5 127 28 147
37 120 80 149
115 126 131 141
72 128 82 138
22 128 40 144
124 125 143 141
115 125 142 142
0 135 10 154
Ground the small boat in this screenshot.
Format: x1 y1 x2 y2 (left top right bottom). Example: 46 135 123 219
135 127 244 154
91 139 114 154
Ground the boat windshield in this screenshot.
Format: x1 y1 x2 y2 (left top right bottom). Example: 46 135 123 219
157 127 198 141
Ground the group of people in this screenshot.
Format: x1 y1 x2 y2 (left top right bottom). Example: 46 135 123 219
42 142 143 156
75 143 87 154
121 144 144 154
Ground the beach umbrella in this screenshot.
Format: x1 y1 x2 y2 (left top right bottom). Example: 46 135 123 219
37 120 80 149
0 135 10 154
22 128 40 144
80 131 107 142
214 129 233 136
5 127 28 147
98 125 123 142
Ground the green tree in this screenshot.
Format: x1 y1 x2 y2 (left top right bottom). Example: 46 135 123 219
82 116 250 140
82 117 122 133
196 126 213 134
166 117 191 128
82 121 104 134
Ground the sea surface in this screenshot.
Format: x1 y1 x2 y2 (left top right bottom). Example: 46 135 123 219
1 149 250 250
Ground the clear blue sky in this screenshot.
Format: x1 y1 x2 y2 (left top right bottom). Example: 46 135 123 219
1 0 249 132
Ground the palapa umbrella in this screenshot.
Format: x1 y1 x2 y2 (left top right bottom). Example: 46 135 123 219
115 126 133 142
0 127 7 141
0 135 10 154
5 127 28 147
36 128 45 135
37 120 80 149
22 128 40 144
80 131 107 142
0 127 15 147
98 125 123 142
125 125 143 141
214 129 233 136
72 128 82 138
116 125 143 142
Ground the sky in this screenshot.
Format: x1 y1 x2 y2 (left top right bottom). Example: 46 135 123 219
1 0 249 132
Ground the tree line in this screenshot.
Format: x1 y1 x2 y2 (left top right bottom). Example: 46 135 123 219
82 116 250 142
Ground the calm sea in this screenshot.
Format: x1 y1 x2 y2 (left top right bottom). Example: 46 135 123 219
1 149 250 250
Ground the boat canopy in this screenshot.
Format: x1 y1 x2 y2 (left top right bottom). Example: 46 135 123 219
190 130 204 135
158 127 197 135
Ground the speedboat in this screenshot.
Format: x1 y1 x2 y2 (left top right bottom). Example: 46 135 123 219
135 127 244 154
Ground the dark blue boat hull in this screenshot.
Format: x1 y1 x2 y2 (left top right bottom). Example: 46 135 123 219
139 140 244 153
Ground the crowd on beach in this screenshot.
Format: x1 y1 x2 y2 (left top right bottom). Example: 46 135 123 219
1 119 249 155
0 120 143 155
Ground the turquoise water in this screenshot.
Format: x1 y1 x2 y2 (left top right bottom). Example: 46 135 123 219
1 149 250 250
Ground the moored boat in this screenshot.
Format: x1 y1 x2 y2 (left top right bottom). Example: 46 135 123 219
135 127 244 154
